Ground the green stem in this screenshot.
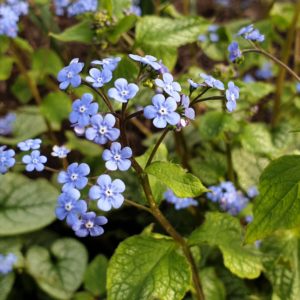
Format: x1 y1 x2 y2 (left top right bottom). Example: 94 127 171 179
191 96 225 105
190 87 210 105
124 199 152 213
145 128 170 167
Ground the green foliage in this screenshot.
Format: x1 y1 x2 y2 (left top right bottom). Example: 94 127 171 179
11 74 32 104
135 16 208 69
0 273 15 300
145 161 208 198
26 238 88 299
201 267 226 300
189 212 263 279
246 155 300 243
107 234 191 300
0 173 59 236
0 56 14 80
239 81 274 104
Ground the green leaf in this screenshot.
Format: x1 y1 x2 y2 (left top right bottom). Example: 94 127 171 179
107 234 191 300
145 161 208 198
40 91 72 130
189 212 262 279
0 56 14 80
50 21 94 44
13 37 34 53
0 273 15 300
32 48 63 77
111 0 131 19
26 238 88 299
0 36 9 53
0 106 47 145
11 74 32 104
73 291 95 300
246 155 300 243
84 255 108 296
0 173 59 236
240 123 275 155
199 111 238 140
108 15 137 44
135 16 208 69
201 267 226 300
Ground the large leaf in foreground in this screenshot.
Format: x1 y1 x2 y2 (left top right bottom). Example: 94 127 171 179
0 173 58 235
246 155 300 243
107 235 191 300
189 212 262 279
26 238 88 299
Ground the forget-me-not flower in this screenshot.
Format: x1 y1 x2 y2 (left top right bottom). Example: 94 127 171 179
247 186 259 198
57 58 84 90
238 24 264 42
86 68 112 88
69 93 98 128
0 146 15 174
0 253 17 274
17 138 42 151
297 83 300 93
228 41 242 62
55 188 87 226
22 150 47 172
58 162 90 191
144 94 180 128
102 142 132 171
51 145 70 158
155 73 182 102
108 78 139 103
0 113 16 136
72 211 108 237
67 0 98 16
89 174 126 211
225 81 239 112
255 63 273 80
91 57 121 71
164 189 198 210
200 73 224 90
0 5 19 37
85 114 120 145
129 54 161 70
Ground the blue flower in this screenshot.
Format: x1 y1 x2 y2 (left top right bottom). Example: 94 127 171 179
228 41 242 62
7 0 28 16
0 253 17 275
0 146 15 174
155 73 182 102
237 24 254 36
144 94 180 128
102 142 132 171
86 68 112 88
58 162 90 191
17 138 42 151
89 174 126 211
67 0 98 16
128 54 161 70
57 58 84 90
22 150 47 172
0 5 19 37
243 74 255 83
297 83 300 94
164 189 198 210
85 114 120 144
197 34 207 42
157 60 169 74
91 57 121 72
200 73 224 90
180 95 195 122
72 211 108 237
225 81 239 112
0 113 16 136
255 63 273 80
188 79 201 89
108 78 139 103
198 25 219 43
69 93 98 127
247 186 258 198
54 0 70 15
51 145 70 158
55 188 87 226
238 24 264 42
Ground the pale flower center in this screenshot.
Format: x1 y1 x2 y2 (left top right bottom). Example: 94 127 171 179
71 173 78 181
85 221 94 229
65 202 73 211
99 126 107 134
114 154 121 161
159 107 167 115
67 71 73 79
32 158 38 164
105 189 113 197
79 105 86 113
121 90 128 96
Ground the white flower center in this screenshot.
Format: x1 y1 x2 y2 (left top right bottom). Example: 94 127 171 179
99 126 107 134
79 105 86 113
97 77 103 83
65 202 73 211
165 83 173 91
32 158 38 164
67 71 73 78
71 173 78 181
159 107 167 115
105 189 113 197
230 93 235 101
121 90 128 96
114 154 121 161
85 221 94 229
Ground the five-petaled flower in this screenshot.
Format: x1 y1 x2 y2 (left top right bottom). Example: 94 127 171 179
17 138 41 151
155 73 182 102
57 58 84 90
200 73 224 90
86 68 112 88
91 57 121 71
89 174 126 211
108 78 139 103
58 162 90 191
85 114 120 144
102 142 132 171
69 93 98 127
51 145 70 158
55 188 87 226
0 146 15 174
22 150 47 172
144 94 180 128
72 211 108 237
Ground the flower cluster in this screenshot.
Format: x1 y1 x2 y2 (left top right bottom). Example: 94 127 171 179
206 181 257 215
164 189 198 210
237 24 264 42
228 41 242 62
0 0 28 37
198 25 220 43
0 253 17 275
54 0 97 17
0 113 16 136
